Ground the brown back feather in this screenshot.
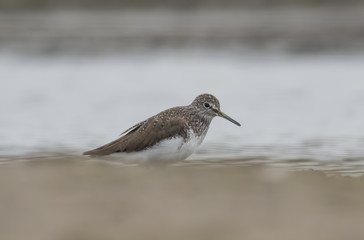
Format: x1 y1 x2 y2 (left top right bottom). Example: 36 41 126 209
83 116 188 156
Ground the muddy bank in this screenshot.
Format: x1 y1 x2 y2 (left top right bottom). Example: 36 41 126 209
1 8 364 54
1 157 364 240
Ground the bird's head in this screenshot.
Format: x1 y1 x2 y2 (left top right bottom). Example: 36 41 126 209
191 93 241 126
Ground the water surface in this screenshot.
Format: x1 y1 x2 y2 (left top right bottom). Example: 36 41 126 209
1 51 364 175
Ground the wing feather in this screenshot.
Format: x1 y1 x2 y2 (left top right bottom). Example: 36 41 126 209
83 116 188 156
120 120 147 136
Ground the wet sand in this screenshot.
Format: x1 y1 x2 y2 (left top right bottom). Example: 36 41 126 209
1 157 364 240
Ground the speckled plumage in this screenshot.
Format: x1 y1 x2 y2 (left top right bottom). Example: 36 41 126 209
83 93 240 159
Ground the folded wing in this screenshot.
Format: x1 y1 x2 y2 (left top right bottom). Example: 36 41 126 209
83 117 188 156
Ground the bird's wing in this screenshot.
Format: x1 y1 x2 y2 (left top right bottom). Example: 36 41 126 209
83 116 188 156
120 120 147 136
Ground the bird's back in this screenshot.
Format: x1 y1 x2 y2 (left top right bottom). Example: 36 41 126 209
83 106 194 156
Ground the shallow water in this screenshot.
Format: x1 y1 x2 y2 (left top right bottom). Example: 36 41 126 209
1 51 364 175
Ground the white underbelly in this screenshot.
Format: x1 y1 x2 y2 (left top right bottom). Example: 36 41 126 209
107 132 206 163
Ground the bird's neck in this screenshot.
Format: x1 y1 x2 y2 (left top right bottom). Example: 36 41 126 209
188 114 212 137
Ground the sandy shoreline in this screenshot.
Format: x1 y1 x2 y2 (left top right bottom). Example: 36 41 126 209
1 158 364 240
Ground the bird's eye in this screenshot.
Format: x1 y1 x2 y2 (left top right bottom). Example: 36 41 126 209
204 102 210 108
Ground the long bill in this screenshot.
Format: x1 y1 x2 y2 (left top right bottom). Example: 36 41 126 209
218 111 241 127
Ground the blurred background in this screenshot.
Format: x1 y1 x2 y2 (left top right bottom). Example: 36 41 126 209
1 1 364 172
2 2 364 240
1 0 364 54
